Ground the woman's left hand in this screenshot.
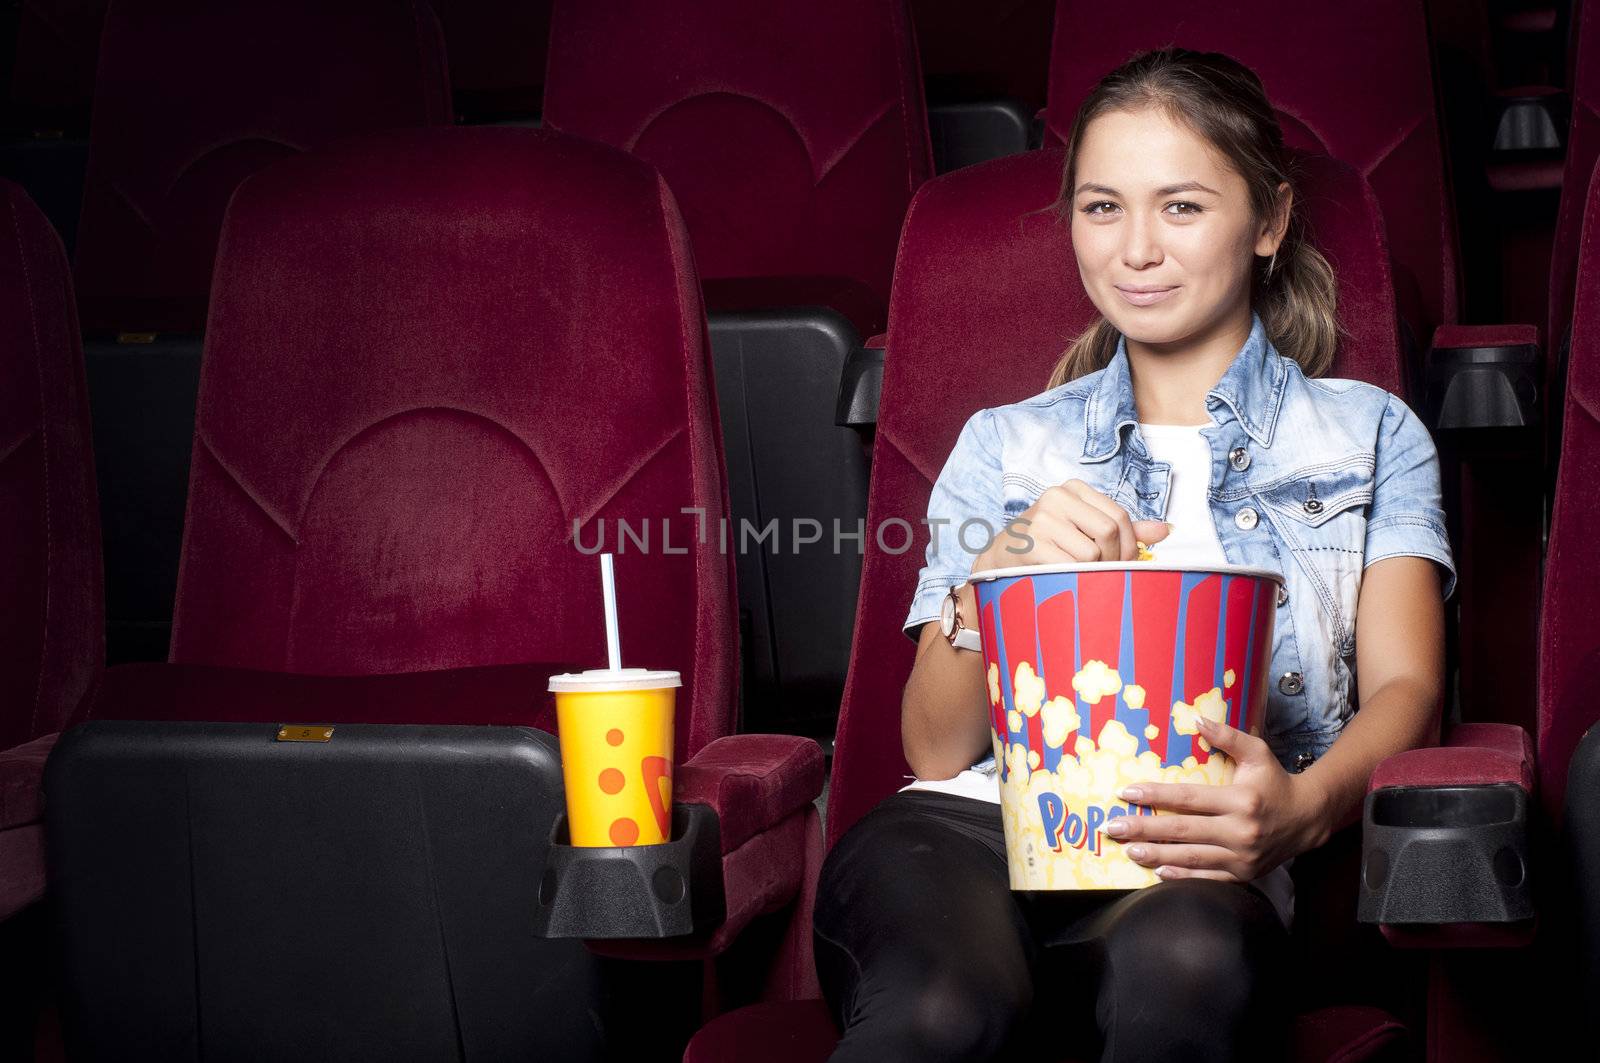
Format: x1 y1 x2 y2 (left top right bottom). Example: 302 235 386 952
1104 714 1331 882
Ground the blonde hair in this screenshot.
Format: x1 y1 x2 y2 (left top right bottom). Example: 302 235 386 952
1046 47 1340 390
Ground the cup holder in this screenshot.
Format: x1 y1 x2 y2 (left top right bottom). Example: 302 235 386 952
532 802 725 939
1358 783 1531 926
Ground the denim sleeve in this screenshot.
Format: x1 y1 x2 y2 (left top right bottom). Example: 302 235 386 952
902 408 1006 641
1365 393 1457 601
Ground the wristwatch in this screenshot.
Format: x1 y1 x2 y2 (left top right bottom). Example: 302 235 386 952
940 582 982 652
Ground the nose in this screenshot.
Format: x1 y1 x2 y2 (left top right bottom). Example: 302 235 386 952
1121 209 1163 271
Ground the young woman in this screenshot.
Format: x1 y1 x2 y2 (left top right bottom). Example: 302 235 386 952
811 48 1455 1062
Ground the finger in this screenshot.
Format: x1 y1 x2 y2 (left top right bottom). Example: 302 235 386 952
1196 715 1271 760
1131 518 1173 546
1027 513 1103 563
1062 481 1140 560
1119 781 1243 815
1123 842 1240 874
1104 811 1233 847
1153 865 1242 883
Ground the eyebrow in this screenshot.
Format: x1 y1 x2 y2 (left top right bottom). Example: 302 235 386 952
1074 181 1222 197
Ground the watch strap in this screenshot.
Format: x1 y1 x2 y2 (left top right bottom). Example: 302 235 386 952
952 626 981 652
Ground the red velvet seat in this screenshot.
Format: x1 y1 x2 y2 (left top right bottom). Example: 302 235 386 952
684 144 1521 1061
1545 0 1600 418
1547 142 1600 1037
0 179 101 924
544 0 934 735
1046 0 1456 370
72 0 453 333
1041 0 1554 744
1541 85 1600 872
70 0 456 669
79 126 823 1016
543 0 932 334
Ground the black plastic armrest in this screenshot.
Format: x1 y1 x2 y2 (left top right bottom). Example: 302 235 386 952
1424 325 1541 430
1357 725 1536 944
835 336 885 429
1565 722 1600 1001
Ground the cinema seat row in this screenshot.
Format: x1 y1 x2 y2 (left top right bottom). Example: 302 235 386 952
0 0 1586 745
0 0 1596 1059
0 115 1588 1063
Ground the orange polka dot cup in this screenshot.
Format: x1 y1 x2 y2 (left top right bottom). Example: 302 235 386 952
548 668 681 847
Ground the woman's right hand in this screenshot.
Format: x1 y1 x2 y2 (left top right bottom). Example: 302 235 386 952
973 479 1171 573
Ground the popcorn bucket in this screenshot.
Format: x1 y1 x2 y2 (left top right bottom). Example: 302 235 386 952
970 562 1283 890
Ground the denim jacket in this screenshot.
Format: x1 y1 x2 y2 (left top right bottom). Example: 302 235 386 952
903 312 1457 776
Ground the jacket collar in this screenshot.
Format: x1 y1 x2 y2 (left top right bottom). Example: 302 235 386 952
1081 310 1287 463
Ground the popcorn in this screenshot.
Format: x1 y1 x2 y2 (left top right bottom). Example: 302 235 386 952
1095 719 1139 759
1143 723 1159 741
1135 540 1155 560
1072 659 1123 705
1123 684 1146 710
1170 685 1227 735
1224 668 1236 689
1007 709 1023 735
1027 749 1041 769
1013 661 1047 717
988 662 1002 706
1040 696 1081 749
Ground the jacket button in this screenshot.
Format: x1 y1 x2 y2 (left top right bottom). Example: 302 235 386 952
1234 507 1259 531
1278 671 1304 695
1292 752 1317 772
1303 498 1324 515
1276 584 1289 606
1229 446 1251 471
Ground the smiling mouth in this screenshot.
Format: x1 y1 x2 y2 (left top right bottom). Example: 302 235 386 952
1114 284 1179 307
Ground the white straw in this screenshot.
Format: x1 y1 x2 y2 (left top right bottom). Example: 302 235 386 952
600 552 622 671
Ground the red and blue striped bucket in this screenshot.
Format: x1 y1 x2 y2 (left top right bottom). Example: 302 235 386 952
971 562 1282 890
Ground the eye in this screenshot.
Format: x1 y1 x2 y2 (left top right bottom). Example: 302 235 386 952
1080 200 1120 217
1164 201 1203 216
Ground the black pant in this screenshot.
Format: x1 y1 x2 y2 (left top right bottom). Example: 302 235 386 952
813 790 1292 1062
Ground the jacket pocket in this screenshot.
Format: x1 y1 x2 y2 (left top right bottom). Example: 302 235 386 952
1257 457 1374 656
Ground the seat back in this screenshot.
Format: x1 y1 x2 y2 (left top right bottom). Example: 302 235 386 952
0 178 101 749
1539 148 1600 826
168 127 739 762
827 145 1402 846
1044 0 1458 358
542 0 933 317
73 0 452 332
1547 0 1600 394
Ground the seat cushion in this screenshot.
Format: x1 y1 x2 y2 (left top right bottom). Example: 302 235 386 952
0 732 56 921
0 733 57 832
684 999 1409 1062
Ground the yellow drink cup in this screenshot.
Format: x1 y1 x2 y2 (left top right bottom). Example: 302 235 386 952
548 668 681 847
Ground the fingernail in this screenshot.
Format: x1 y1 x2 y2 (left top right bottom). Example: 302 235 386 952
1128 845 1148 861
1118 786 1143 801
1105 819 1128 837
1155 866 1172 878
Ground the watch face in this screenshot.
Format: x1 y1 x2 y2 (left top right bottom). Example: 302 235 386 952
939 589 956 637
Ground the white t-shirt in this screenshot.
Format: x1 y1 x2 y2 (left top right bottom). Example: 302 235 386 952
901 421 1295 930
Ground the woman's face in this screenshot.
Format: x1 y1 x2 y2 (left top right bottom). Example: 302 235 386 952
1069 106 1285 350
